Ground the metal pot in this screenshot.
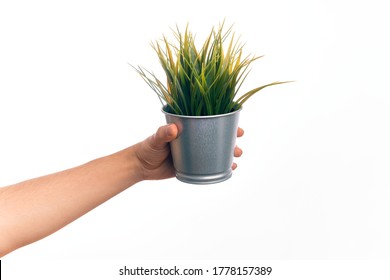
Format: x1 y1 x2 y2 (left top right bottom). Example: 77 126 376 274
163 105 241 184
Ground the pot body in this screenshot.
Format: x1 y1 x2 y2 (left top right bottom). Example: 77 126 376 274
163 105 241 184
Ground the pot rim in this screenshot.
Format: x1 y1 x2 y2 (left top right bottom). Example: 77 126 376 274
162 104 242 119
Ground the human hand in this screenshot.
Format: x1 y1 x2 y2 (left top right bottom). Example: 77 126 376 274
134 124 244 181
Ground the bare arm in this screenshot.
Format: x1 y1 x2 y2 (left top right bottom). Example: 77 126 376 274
0 125 243 257
0 146 141 256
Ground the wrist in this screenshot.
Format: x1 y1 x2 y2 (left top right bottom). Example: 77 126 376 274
116 144 145 185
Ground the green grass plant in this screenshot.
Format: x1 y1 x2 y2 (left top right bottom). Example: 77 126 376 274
133 22 289 116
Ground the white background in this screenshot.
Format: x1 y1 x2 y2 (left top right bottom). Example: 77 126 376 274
1 0 390 278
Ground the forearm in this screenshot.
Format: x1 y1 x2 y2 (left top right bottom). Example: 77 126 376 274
0 145 142 257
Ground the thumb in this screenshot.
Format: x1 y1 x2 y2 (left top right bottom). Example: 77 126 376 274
150 124 178 150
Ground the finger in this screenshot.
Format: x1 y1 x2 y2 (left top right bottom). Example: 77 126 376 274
164 123 178 140
237 127 244 137
151 124 178 150
232 162 238 170
234 145 243 157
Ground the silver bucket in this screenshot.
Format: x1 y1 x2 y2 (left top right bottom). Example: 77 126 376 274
162 105 241 184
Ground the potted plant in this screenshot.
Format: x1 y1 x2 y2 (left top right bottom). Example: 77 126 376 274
133 22 289 184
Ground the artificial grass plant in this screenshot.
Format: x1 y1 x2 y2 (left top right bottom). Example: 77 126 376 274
133 22 289 116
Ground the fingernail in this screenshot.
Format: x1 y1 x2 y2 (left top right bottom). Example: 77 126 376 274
166 124 176 138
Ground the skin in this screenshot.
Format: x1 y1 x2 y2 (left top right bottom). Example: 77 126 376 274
0 124 244 257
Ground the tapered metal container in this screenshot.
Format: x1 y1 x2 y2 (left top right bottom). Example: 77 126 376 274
163 105 241 184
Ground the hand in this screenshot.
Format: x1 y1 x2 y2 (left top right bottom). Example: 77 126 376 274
134 124 244 181
233 127 244 170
